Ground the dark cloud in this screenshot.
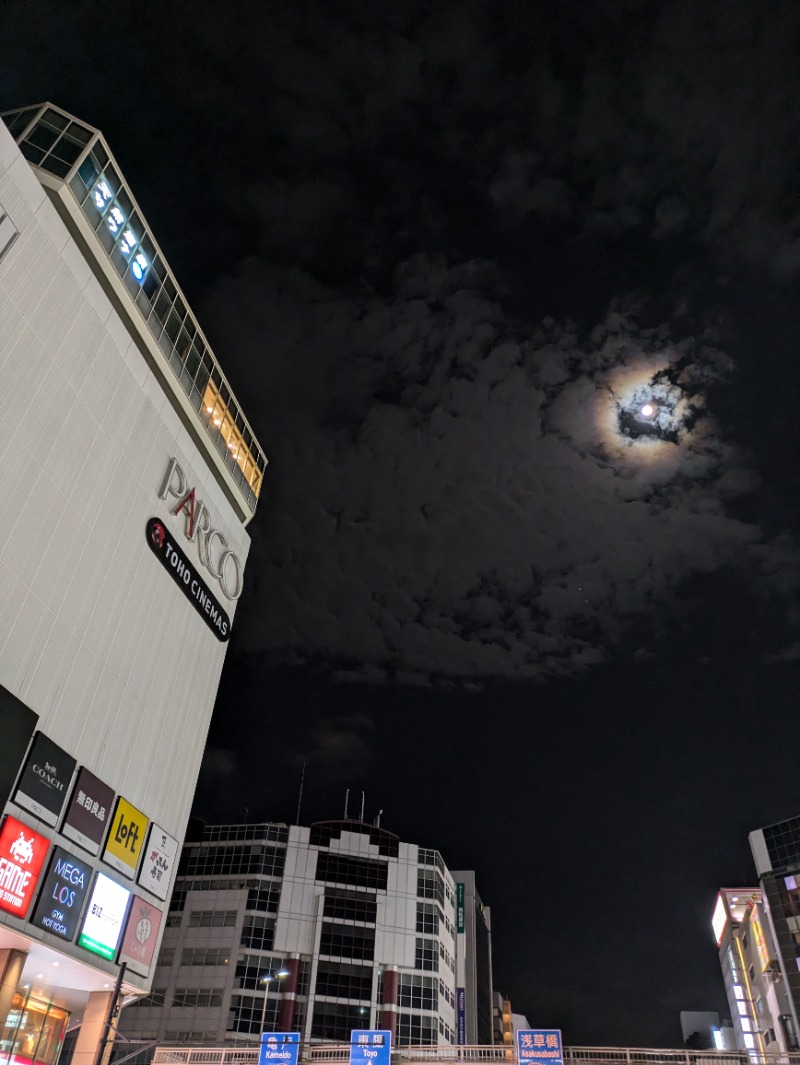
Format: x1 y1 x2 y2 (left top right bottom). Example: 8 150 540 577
205 261 796 684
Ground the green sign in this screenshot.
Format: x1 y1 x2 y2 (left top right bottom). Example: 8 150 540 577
456 882 465 932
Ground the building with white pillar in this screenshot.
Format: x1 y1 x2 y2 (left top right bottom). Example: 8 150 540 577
0 103 265 1065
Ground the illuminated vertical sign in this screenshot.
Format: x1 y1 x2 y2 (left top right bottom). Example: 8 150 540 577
456 987 466 1045
103 797 147 878
137 823 178 901
712 894 728 945
62 767 114 855
118 894 163 976
30 846 91 941
78 873 131 960
751 915 770 972
456 882 465 932
14 732 76 827
0 816 49 917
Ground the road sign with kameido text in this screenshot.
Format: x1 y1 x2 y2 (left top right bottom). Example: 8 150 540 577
349 1030 391 1065
517 1030 564 1065
259 1033 299 1065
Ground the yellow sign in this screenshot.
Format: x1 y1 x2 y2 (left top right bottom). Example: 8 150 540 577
103 797 148 878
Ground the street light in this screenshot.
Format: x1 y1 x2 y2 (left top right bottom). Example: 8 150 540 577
259 969 290 1035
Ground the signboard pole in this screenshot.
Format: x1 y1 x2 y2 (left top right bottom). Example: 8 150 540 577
91 961 126 1065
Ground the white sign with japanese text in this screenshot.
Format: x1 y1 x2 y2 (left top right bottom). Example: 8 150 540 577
136 822 177 901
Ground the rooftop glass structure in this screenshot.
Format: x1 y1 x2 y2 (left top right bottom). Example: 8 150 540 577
1 103 266 518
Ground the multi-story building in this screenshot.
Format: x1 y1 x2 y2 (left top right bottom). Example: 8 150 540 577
712 887 796 1055
749 816 800 1050
453 871 493 1045
0 103 264 1065
119 820 493 1048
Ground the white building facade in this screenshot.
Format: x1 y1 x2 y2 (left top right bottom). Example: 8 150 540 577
120 821 491 1049
0 103 265 1065
711 888 796 1056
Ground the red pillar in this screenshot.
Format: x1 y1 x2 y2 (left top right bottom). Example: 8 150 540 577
379 967 398 1043
278 955 301 1031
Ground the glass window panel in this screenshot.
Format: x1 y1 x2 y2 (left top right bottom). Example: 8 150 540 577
65 122 93 146
26 123 60 152
51 133 85 166
20 142 46 166
42 156 71 179
42 108 69 131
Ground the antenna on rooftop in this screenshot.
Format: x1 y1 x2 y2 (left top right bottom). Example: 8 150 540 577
295 762 306 827
344 788 350 820
375 809 383 827
360 791 365 823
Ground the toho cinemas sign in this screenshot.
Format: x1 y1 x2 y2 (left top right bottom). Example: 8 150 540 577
158 457 244 601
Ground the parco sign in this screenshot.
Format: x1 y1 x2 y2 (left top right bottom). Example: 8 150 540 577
158 457 244 601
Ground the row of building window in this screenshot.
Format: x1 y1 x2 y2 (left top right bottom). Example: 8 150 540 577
315 961 373 1001
316 852 388 892
398 974 437 1012
198 823 289 843
178 948 231 967
179 845 286 878
320 922 375 961
324 887 378 924
188 910 238 928
175 876 282 894
172 989 224 1009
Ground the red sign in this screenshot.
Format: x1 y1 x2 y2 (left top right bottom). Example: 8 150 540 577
118 893 163 976
0 816 49 917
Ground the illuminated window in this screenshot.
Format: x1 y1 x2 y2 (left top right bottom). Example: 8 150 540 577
741 1019 752 1032
203 380 263 498
738 1002 749 1017
743 1035 755 1049
734 985 745 999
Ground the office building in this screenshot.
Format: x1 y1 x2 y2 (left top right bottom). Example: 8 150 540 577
749 816 800 1051
711 887 796 1054
453 871 493 1045
119 820 493 1048
0 103 264 1065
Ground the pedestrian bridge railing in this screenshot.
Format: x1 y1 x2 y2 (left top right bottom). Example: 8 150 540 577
150 1047 800 1065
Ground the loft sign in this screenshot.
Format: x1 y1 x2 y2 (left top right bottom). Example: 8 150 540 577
158 457 243 600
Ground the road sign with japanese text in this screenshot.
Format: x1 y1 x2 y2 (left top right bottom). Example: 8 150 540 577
349 1030 391 1065
517 1030 563 1065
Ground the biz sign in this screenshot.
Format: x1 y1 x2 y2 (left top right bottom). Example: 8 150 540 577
0 816 49 918
158 457 244 600
259 1033 300 1065
14 732 76 827
137 823 178 901
517 1030 564 1065
30 846 90 941
103 797 147 878
78 872 131 960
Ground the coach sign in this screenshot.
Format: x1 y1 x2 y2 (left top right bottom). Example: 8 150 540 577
14 732 75 827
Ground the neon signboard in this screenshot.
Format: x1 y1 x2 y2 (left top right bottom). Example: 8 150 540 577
712 894 728 945
78 872 131 960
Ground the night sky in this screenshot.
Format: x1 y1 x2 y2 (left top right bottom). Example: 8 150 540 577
4 0 800 1048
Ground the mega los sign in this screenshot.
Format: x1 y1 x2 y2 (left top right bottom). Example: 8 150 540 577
158 457 244 601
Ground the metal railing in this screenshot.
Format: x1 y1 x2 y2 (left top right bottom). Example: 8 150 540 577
151 1048 800 1065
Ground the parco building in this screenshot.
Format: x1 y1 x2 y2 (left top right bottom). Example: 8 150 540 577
0 103 265 1065
117 820 493 1049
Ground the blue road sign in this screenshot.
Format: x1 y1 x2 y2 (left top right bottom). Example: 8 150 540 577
349 1030 391 1065
259 1033 300 1065
517 1030 563 1065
